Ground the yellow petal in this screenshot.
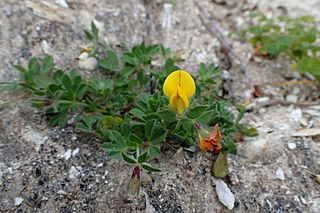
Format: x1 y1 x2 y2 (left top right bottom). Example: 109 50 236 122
177 86 189 110
169 87 189 114
163 70 195 98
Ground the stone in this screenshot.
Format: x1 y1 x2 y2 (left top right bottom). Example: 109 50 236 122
276 167 285 180
69 166 82 179
57 190 67 195
72 148 80 156
212 178 235 210
64 149 72 160
78 53 98 71
14 197 24 206
299 117 308 127
286 95 298 103
287 142 297 150
288 108 302 123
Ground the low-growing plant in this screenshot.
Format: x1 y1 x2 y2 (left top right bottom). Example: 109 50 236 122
0 22 256 195
241 13 320 80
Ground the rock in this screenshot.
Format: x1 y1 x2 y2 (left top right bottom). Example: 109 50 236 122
174 148 186 165
212 178 235 210
64 149 72 160
14 197 24 206
78 52 98 71
276 167 285 180
288 108 302 123
286 95 298 103
21 127 48 152
72 148 80 156
238 138 268 161
57 190 67 195
310 198 320 213
41 40 50 54
97 163 103 168
55 0 69 8
299 117 308 127
69 166 82 179
292 128 320 137
287 142 297 150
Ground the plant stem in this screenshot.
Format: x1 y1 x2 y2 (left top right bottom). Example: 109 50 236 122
0 92 31 107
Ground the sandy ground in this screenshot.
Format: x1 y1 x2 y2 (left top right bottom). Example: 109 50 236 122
1 0 320 212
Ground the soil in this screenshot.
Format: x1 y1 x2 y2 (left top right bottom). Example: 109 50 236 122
1 0 320 212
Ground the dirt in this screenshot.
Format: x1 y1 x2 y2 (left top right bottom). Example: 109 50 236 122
1 0 320 212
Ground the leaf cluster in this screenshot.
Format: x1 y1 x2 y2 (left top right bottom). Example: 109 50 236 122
1 22 250 173
242 13 320 80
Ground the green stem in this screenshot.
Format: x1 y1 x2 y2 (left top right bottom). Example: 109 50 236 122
0 92 31 107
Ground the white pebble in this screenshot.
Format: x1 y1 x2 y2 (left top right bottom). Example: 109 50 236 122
64 149 72 160
72 148 80 156
14 197 24 206
276 167 285 180
79 56 98 71
213 178 235 210
288 142 297 150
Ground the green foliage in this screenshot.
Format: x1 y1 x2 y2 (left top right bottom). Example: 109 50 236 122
1 22 256 182
242 13 320 80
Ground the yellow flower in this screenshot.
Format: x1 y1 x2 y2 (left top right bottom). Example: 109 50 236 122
163 70 196 114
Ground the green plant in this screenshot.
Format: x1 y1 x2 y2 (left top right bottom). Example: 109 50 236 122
242 13 320 80
1 22 256 195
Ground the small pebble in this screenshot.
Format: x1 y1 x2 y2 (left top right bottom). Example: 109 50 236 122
57 190 67 195
97 163 103 168
286 95 298 103
288 142 297 150
276 167 285 180
72 148 80 156
14 197 24 206
64 149 72 160
299 117 308 127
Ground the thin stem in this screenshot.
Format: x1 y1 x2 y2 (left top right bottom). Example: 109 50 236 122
0 92 31 107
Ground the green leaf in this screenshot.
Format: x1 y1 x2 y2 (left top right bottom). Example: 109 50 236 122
84 30 94 41
121 123 131 139
99 49 119 71
122 153 137 164
141 163 161 172
197 110 215 125
297 57 320 75
181 117 193 132
236 123 259 137
149 145 161 159
130 108 146 120
108 130 125 145
222 138 237 154
129 134 143 145
61 75 73 91
41 55 54 73
13 65 27 73
213 152 229 178
91 21 99 39
145 119 157 141
158 109 177 123
138 152 148 163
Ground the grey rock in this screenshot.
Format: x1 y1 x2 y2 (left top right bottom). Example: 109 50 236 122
213 178 235 210
276 167 285 180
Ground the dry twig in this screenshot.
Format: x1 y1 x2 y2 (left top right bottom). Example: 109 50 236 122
195 1 249 83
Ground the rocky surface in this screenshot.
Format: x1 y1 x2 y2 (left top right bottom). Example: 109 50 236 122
1 0 320 212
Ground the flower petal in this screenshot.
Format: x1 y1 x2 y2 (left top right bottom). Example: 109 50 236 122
163 70 195 98
163 71 180 98
169 87 189 114
210 123 222 143
178 70 196 98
